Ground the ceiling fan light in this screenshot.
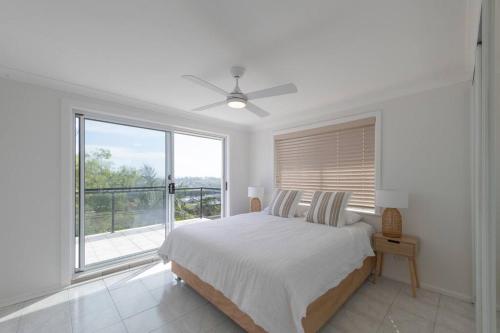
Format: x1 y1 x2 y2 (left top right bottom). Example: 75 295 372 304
227 98 246 109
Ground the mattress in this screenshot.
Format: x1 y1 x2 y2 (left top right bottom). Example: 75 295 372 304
158 212 375 333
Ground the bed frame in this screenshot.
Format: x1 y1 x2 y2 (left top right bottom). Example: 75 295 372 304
172 256 375 333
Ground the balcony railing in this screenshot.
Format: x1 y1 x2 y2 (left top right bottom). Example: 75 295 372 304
77 186 221 236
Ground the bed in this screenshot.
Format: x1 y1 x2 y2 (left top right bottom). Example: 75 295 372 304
158 212 375 333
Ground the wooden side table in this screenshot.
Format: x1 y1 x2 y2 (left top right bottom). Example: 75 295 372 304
373 232 419 297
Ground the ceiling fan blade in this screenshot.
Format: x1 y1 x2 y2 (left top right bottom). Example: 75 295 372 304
245 102 270 118
182 75 228 96
246 83 297 100
192 100 227 111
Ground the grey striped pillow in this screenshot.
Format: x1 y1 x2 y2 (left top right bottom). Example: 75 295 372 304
306 191 351 227
268 189 302 218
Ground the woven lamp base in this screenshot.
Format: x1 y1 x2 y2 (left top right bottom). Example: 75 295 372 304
250 197 262 212
382 208 402 238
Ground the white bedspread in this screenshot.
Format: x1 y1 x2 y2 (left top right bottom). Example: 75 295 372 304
158 212 374 333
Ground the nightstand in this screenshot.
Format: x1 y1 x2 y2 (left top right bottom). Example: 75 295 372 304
373 232 419 297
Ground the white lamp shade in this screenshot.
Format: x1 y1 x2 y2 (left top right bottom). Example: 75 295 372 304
375 190 408 208
248 186 264 198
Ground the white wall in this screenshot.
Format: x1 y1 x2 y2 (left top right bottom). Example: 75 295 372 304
0 77 251 306
250 82 473 300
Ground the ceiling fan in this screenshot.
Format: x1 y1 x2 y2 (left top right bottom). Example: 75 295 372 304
182 66 298 118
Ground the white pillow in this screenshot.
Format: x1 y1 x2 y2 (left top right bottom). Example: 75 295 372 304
294 204 309 217
344 211 362 225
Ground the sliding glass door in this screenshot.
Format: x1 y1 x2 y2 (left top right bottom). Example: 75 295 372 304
74 115 226 271
75 115 171 270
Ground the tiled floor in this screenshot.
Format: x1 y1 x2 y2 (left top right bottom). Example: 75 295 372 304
80 219 207 265
0 262 480 333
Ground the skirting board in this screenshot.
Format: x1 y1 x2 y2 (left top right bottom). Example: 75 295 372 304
382 273 473 303
0 256 163 309
0 283 63 309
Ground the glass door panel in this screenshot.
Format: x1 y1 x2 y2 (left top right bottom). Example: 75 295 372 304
75 117 170 269
173 133 224 228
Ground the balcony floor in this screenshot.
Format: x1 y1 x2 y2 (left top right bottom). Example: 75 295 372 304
78 218 208 266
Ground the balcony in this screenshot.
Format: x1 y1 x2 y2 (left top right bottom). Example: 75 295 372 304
76 186 221 266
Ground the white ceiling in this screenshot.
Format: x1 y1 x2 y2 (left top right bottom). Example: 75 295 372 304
0 0 474 128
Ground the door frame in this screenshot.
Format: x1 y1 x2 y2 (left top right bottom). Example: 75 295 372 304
60 100 229 284
471 1 496 331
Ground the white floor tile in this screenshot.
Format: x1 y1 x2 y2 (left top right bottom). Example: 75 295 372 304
69 279 108 301
151 303 227 333
345 290 390 323
433 324 462 333
0 303 23 333
392 288 439 321
205 317 245 333
72 305 122 333
357 278 403 305
109 280 160 318
324 307 382 333
149 281 207 320
18 314 72 333
0 319 20 333
21 290 69 315
439 295 474 320
93 321 128 333
103 269 143 291
140 269 175 291
123 305 175 333
69 286 116 319
436 304 475 333
377 307 434 333
18 296 71 333
401 286 440 305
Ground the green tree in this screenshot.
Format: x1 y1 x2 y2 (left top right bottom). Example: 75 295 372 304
85 149 141 189
139 165 162 186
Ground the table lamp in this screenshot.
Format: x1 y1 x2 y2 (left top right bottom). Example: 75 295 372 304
248 187 264 212
375 190 409 238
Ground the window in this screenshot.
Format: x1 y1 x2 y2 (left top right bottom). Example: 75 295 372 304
274 117 376 209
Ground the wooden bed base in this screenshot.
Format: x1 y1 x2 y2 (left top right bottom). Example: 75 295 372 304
172 256 375 333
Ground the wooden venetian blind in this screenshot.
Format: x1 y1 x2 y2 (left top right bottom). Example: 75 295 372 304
274 117 376 209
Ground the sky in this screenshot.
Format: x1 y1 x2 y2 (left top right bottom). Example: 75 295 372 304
84 120 222 179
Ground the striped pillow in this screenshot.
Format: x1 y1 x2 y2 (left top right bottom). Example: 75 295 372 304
268 189 302 218
306 191 351 227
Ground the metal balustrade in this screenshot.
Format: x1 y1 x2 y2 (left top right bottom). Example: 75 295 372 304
77 186 221 236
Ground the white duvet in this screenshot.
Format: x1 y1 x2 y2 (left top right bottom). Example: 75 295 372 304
158 212 374 333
